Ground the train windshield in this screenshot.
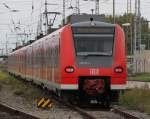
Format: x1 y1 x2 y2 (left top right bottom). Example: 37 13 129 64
72 27 115 56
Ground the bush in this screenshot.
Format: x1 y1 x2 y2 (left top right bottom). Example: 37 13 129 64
0 71 46 102
119 87 150 114
128 73 150 82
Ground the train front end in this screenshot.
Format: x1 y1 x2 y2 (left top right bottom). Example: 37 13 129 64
60 21 126 105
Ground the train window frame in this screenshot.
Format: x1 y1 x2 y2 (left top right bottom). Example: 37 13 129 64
72 27 115 57
74 35 114 56
72 27 115 34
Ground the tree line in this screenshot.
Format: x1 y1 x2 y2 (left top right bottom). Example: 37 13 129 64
105 13 150 55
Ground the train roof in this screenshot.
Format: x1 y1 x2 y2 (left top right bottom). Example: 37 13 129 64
66 14 105 24
9 20 115 55
71 21 115 27
9 26 65 55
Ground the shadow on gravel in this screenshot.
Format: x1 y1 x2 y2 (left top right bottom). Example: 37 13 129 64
79 104 111 111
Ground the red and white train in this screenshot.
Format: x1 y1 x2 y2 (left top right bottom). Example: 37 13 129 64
8 17 126 106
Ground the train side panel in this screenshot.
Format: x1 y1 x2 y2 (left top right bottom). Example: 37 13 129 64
8 22 126 104
111 25 126 90
8 28 63 92
60 25 78 90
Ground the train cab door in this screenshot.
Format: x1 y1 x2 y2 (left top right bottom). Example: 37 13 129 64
43 42 46 80
40 42 44 80
46 40 51 81
45 40 48 81
31 45 34 80
34 44 39 81
38 44 41 80
50 39 55 84
23 50 27 78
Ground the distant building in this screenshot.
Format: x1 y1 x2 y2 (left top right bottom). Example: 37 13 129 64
133 50 150 73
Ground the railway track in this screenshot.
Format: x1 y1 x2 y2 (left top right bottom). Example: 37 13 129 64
67 104 143 119
0 100 143 119
51 92 142 119
63 103 142 119
2 73 144 119
67 104 142 119
0 101 40 119
112 107 142 119
127 81 150 89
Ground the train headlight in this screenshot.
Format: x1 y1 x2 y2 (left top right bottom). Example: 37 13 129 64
65 66 74 73
115 66 123 73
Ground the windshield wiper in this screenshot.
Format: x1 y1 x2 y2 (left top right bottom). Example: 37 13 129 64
77 52 112 56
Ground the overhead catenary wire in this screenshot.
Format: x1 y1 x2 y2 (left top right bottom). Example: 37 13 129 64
0 0 150 54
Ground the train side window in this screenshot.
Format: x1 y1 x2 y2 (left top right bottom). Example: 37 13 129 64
55 46 58 67
44 47 47 66
46 45 49 66
29 51 31 67
50 46 52 66
39 47 41 66
35 49 38 66
34 48 37 67
38 48 40 66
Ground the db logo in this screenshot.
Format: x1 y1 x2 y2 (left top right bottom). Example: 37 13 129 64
89 69 99 75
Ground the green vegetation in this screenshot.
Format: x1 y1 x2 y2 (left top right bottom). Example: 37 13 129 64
0 63 5 68
119 88 150 114
105 14 150 54
0 84 2 91
128 73 150 82
0 63 6 69
0 71 46 101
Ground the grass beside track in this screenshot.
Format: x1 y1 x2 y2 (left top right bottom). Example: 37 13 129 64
119 87 150 114
0 63 5 68
128 73 150 82
1 71 150 114
0 71 46 101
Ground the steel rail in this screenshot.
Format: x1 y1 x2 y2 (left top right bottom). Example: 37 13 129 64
112 107 141 119
5 72 143 119
0 101 40 119
52 95 96 119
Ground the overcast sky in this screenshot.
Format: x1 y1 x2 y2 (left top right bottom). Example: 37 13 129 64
0 0 150 54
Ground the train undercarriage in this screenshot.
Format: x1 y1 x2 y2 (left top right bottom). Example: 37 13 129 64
60 77 120 108
9 72 120 108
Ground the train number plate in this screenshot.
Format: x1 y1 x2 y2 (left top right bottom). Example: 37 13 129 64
89 69 99 75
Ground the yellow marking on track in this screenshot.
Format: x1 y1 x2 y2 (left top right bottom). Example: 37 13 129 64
37 98 45 107
48 103 53 108
36 98 53 109
41 99 50 108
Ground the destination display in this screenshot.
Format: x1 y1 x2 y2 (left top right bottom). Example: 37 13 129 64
73 27 115 34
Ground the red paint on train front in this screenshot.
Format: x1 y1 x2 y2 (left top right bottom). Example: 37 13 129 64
8 20 126 105
59 25 126 88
